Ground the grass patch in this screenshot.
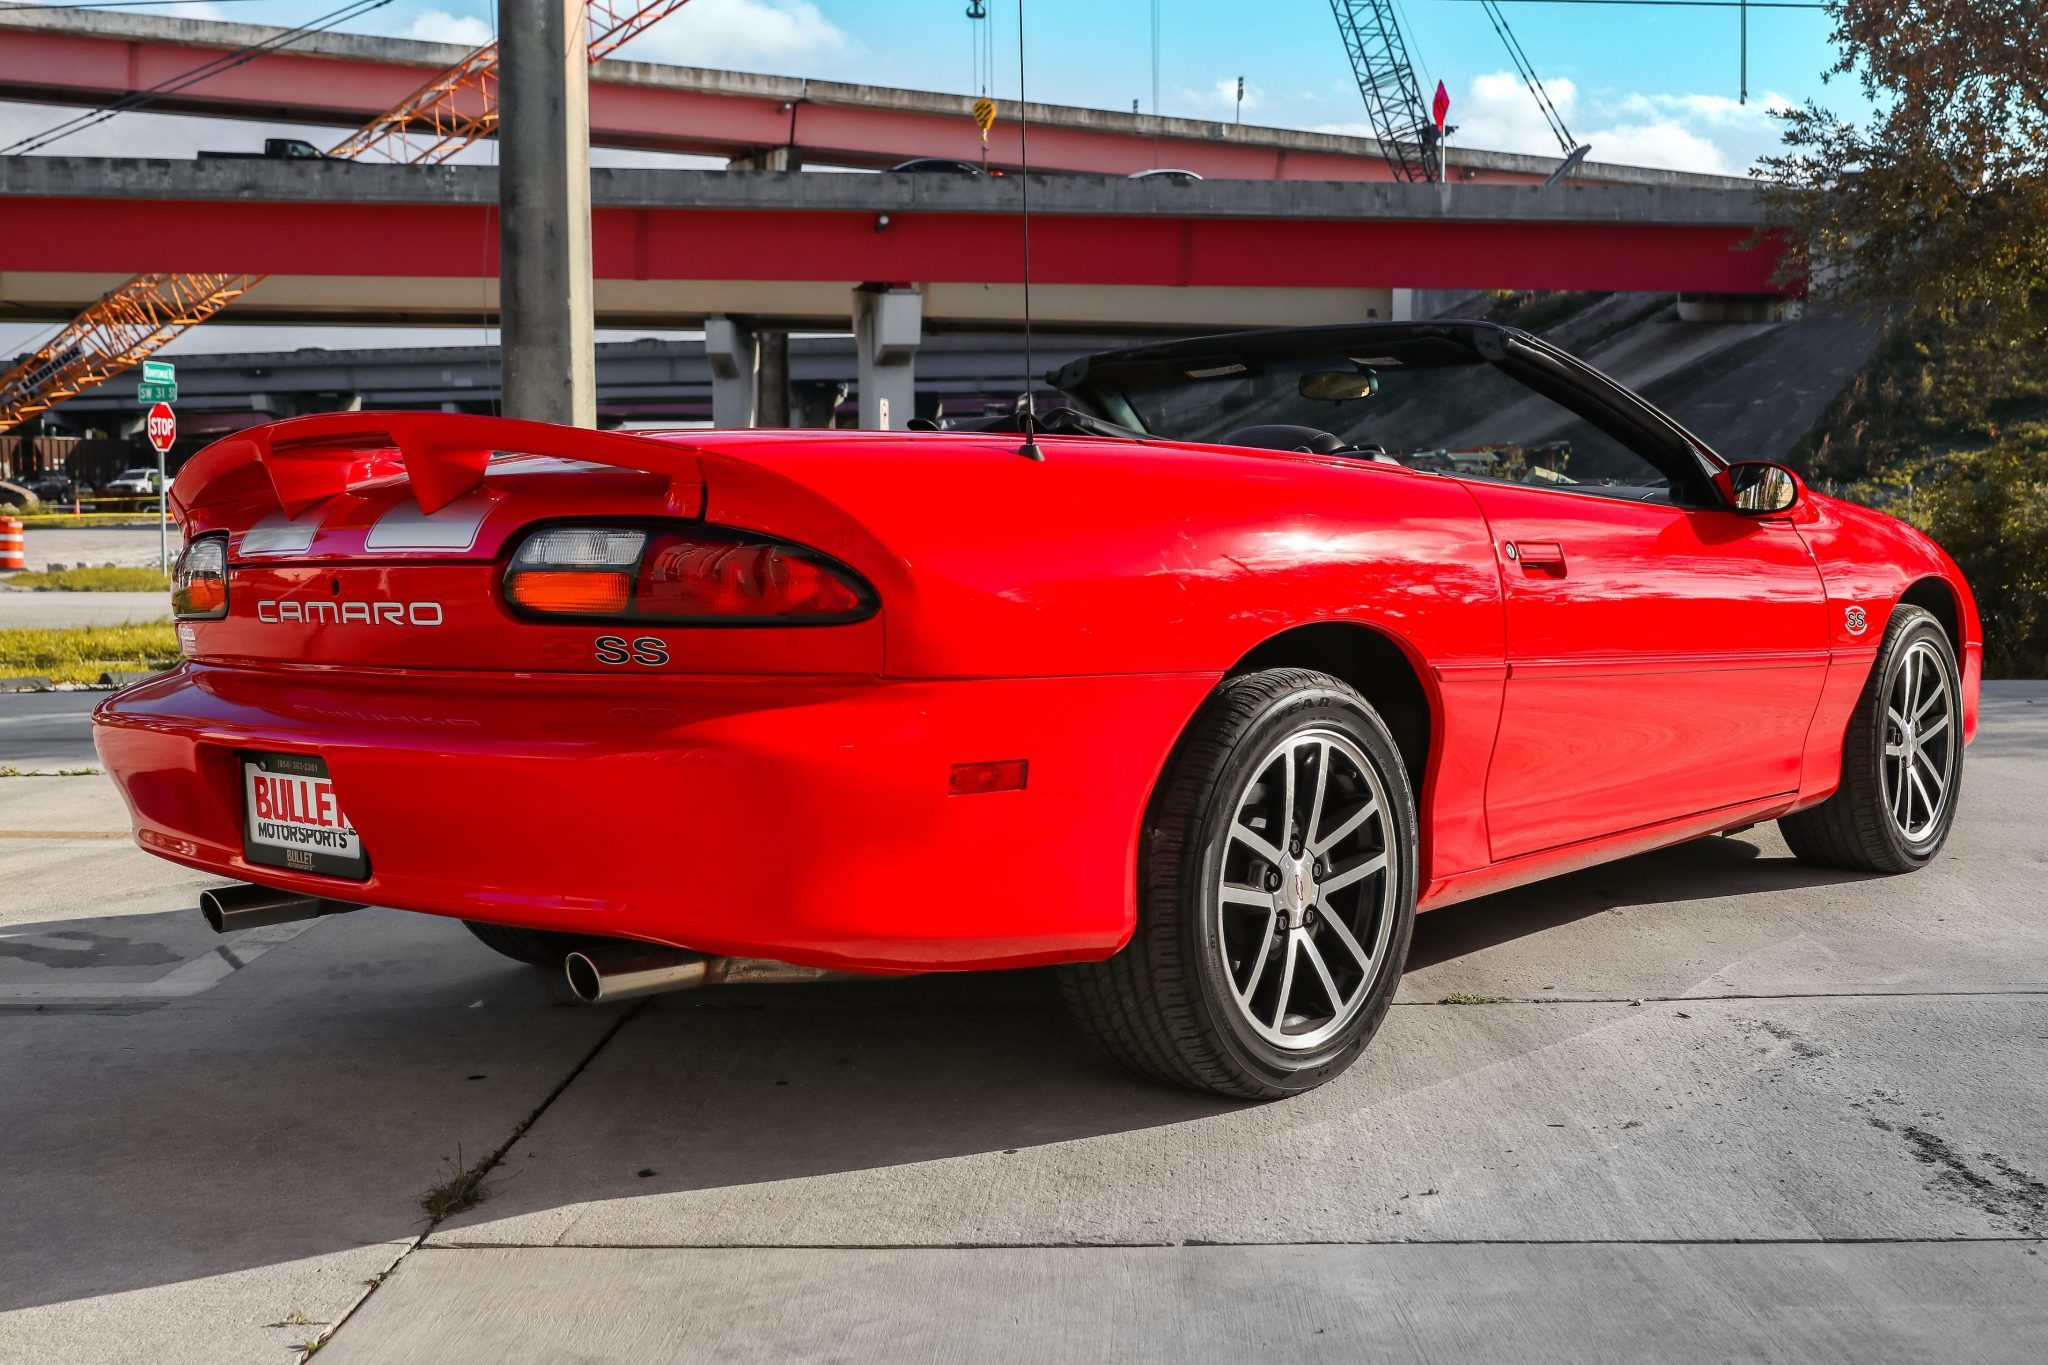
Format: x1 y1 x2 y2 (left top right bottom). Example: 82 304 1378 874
0 766 100 777
0 623 180 684
5 566 170 592
1438 992 1506 1005
419 1145 492 1221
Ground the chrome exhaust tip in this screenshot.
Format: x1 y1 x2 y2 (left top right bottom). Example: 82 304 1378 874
563 944 725 1004
199 882 363 934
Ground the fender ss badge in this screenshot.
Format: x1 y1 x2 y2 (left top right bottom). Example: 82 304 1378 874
595 635 670 667
1845 605 1868 636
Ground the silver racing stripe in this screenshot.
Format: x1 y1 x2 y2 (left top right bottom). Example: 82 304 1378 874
364 489 499 552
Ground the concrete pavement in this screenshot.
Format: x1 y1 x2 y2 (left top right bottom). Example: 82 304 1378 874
1 684 2043 1362
15 526 168 572
0 690 101 768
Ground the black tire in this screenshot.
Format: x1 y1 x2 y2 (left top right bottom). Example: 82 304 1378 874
1058 668 1418 1100
461 920 607 968
1779 605 1963 873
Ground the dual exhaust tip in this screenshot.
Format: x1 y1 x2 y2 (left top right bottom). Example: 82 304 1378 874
200 881 830 1003
199 882 363 934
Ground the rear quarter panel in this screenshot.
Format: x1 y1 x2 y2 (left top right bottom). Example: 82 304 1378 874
702 432 1509 881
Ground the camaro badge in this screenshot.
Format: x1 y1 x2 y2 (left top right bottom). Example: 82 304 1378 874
1845 605 1868 636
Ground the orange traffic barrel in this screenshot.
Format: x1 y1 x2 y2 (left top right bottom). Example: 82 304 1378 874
0 516 23 571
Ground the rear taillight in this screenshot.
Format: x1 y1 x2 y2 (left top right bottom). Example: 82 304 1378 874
503 523 875 625
172 535 228 620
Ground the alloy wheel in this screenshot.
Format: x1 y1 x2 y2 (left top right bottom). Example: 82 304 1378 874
1214 727 1397 1051
1881 638 1957 844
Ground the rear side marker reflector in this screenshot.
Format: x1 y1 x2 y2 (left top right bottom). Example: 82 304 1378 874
949 760 1029 795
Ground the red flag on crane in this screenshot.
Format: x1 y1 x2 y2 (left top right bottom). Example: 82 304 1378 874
1431 80 1451 134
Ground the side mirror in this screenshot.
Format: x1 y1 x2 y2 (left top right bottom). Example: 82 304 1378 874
1725 461 1800 515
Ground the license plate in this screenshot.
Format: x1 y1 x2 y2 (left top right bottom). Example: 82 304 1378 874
241 752 368 881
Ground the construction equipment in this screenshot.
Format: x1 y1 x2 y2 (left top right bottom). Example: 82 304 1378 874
1475 0 1590 183
1327 0 1437 183
1328 0 1589 185
0 0 693 427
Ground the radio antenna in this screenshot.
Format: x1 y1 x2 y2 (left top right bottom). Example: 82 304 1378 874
1015 0 1043 461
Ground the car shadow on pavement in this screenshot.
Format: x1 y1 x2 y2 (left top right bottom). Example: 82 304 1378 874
2 835 1879 1313
1407 833 1878 972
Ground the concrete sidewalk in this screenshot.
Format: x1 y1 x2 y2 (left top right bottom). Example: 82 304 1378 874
2 685 2044 1362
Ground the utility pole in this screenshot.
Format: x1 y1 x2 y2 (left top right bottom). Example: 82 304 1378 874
498 0 596 426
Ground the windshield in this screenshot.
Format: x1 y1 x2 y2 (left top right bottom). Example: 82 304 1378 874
1075 339 1668 490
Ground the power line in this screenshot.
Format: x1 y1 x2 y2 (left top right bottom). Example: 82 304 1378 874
0 1 282 9
1 0 396 155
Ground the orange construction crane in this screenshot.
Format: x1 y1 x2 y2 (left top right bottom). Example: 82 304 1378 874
0 0 694 427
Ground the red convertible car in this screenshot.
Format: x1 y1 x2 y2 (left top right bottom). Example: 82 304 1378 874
96 322 1979 1097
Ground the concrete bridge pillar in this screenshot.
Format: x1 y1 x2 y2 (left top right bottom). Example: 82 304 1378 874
853 285 921 430
727 147 802 172
497 0 595 427
757 329 791 426
704 316 759 428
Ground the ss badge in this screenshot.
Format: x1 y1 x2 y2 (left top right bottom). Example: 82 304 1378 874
1844 606 1868 637
595 635 670 667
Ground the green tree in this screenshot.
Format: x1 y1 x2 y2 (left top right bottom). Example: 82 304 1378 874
1761 1 2048 346
1764 2 2048 675
1904 432 2048 677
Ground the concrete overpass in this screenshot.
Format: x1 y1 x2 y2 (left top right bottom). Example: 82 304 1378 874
0 157 1784 327
0 8 1752 189
1 157 1785 426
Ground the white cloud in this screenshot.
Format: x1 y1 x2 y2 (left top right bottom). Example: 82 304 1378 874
403 11 493 46
1610 90 1794 129
1212 77 1262 113
1579 121 1730 175
1426 71 1771 175
617 0 849 69
1443 70 1581 160
1165 77 1264 121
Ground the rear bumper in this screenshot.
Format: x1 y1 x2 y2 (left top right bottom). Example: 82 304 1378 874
94 663 1213 972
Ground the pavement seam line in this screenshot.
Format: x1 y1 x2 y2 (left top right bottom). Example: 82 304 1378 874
0 829 127 840
422 1234 2048 1251
307 1002 646 1360
1394 988 2048 1005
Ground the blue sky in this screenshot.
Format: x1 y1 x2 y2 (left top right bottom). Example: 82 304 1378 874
567 0 1852 175
10 0 1857 175
2 0 1860 354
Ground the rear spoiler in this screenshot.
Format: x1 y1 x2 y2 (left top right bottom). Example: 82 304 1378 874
172 412 705 524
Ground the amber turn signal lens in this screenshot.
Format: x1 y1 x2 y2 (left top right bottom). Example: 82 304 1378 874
179 578 227 614
507 569 633 614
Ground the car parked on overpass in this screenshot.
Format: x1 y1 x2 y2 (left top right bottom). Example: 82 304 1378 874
95 321 1979 1098
888 157 997 175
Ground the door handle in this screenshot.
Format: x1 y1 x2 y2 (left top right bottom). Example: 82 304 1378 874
1507 540 1567 569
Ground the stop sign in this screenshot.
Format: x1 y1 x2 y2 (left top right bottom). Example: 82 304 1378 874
145 401 176 455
